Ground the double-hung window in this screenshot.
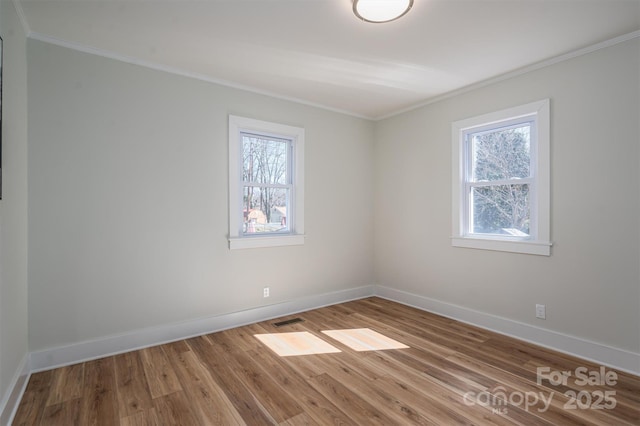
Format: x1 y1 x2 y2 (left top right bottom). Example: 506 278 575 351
451 99 551 255
228 115 305 249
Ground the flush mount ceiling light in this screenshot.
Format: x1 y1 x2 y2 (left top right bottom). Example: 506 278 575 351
353 0 414 23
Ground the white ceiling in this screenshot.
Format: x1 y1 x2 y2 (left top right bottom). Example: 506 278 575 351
16 0 640 119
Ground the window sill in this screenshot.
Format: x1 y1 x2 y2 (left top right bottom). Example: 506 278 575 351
451 237 552 256
229 234 305 250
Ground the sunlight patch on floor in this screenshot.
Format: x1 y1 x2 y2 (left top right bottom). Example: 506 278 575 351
255 327 409 357
254 332 342 356
322 328 409 351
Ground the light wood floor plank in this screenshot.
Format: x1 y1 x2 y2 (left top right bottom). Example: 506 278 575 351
119 408 160 426
185 335 277 424
40 398 82 426
79 357 119 425
151 391 200 425
139 346 182 399
308 372 402 425
163 341 246 425
13 297 640 425
11 370 52 426
113 350 154 418
238 336 360 425
45 363 84 407
214 337 305 423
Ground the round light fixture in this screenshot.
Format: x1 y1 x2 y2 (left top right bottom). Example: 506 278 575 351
353 0 414 23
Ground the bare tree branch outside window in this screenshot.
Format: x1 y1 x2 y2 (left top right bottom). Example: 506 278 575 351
242 134 290 234
469 126 531 235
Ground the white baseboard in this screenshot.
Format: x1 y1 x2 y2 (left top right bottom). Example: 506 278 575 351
29 285 375 373
0 353 30 426
374 285 640 376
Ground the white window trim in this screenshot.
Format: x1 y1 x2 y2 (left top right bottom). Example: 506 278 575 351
228 115 305 250
451 99 552 256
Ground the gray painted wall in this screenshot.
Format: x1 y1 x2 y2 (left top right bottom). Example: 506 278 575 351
27 39 375 352
374 38 640 354
0 0 29 412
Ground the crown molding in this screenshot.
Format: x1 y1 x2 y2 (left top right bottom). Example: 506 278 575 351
377 30 640 121
26 31 374 121
22 21 640 123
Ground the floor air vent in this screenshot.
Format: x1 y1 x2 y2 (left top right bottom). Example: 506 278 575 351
273 317 304 327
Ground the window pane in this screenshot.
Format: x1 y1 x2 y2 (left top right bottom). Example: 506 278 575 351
471 125 530 181
243 186 289 234
242 134 289 185
471 184 530 236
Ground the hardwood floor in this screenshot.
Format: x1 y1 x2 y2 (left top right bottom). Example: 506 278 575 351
12 297 640 425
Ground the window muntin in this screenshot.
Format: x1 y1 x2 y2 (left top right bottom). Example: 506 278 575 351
451 99 551 256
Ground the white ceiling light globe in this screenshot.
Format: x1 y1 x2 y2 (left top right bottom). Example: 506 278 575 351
353 0 414 23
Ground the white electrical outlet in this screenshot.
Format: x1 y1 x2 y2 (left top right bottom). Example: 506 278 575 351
536 304 546 319
263 287 270 298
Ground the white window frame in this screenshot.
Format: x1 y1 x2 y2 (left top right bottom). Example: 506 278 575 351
228 115 305 250
451 99 551 256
